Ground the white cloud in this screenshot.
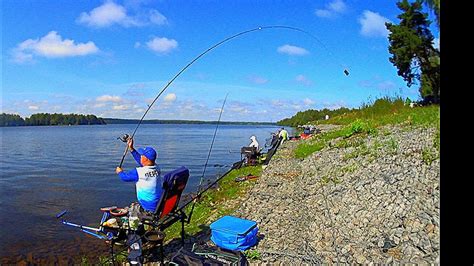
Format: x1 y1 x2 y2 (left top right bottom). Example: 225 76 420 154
149 10 167 25
112 104 130 110
359 10 391 37
315 0 347 18
12 52 33 63
295 74 313 86
94 103 107 108
12 31 99 63
164 93 177 102
77 2 127 27
328 0 347 13
146 37 178 54
277 44 309 56
96 95 122 103
28 105 40 110
77 1 167 28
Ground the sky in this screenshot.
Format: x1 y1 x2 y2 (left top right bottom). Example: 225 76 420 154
1 0 440 122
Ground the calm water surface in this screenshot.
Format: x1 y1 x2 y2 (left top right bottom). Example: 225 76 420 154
0 124 291 259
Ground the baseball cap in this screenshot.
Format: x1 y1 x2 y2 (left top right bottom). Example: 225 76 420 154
137 147 157 162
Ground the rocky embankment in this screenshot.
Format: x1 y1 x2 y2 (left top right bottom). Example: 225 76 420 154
234 124 440 264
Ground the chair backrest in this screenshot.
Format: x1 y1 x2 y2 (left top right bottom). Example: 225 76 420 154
241 146 257 155
155 166 190 218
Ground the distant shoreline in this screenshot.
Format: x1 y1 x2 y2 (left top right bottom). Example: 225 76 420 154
1 112 277 127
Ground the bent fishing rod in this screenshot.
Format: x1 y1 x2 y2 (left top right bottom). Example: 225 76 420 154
118 25 350 167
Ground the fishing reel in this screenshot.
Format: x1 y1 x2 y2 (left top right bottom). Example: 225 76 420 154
118 134 131 143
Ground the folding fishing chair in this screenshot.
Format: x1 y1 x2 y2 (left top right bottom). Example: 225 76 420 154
240 147 259 166
141 166 190 234
57 166 191 264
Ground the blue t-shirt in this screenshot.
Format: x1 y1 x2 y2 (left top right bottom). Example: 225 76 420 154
118 150 162 212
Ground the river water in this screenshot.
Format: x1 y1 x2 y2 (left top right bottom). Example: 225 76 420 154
0 124 291 260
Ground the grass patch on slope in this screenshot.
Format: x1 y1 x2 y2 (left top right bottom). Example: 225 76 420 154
295 119 377 159
294 97 440 159
163 165 262 240
320 97 439 128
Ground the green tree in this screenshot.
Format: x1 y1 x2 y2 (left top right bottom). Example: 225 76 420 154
386 0 440 104
0 113 25 126
4 113 106 126
422 0 440 27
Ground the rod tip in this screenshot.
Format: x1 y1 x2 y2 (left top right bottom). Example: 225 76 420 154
56 210 68 219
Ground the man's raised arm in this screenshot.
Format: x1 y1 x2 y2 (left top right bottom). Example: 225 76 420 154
128 138 142 166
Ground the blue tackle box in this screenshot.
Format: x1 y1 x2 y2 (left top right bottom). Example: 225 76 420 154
210 215 258 251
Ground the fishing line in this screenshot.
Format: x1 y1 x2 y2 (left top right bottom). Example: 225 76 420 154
119 25 349 167
262 25 349 72
184 93 228 221
197 93 229 193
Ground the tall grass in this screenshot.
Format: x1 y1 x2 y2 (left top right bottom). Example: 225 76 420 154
319 97 439 128
294 97 440 158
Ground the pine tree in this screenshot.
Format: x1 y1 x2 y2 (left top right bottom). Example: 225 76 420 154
386 0 440 104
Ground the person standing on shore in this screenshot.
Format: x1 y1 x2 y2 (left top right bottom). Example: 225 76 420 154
115 138 162 212
279 127 289 144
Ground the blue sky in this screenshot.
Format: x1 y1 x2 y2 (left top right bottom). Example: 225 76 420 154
1 0 439 122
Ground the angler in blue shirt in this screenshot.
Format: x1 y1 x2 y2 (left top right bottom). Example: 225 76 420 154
116 138 162 212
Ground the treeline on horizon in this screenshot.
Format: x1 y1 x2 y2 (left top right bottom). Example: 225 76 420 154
0 113 106 127
0 113 275 127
